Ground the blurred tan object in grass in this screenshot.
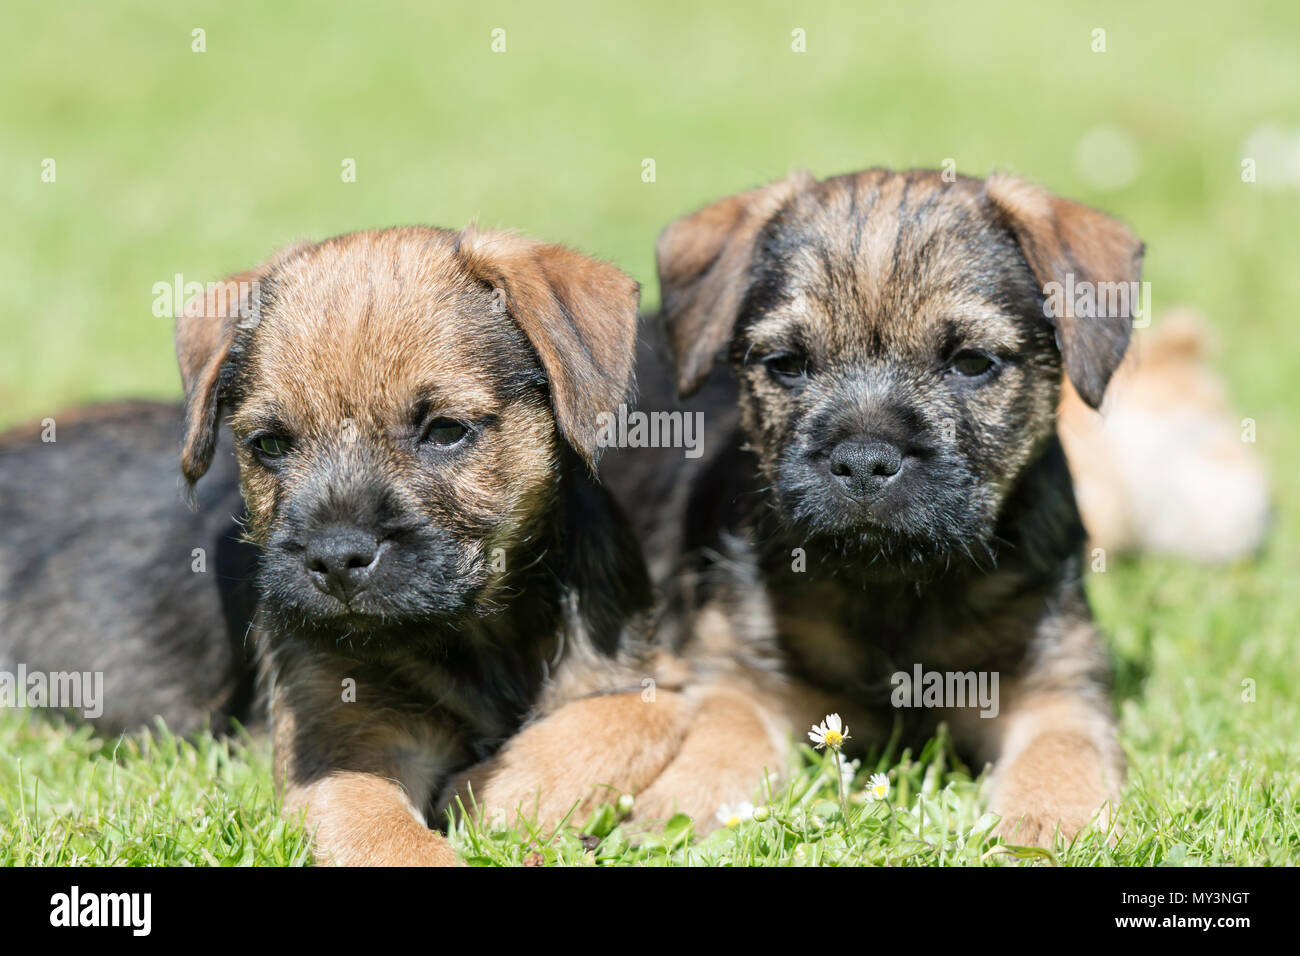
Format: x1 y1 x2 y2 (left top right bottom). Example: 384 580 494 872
1060 310 1271 563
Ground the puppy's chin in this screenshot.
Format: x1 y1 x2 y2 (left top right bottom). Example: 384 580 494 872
257 545 490 647
773 453 998 577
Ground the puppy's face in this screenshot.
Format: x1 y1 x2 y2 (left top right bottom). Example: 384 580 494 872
659 170 1143 572
733 175 1060 563
176 228 639 639
230 236 558 631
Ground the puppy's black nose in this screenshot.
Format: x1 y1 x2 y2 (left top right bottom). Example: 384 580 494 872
304 527 380 603
828 440 904 499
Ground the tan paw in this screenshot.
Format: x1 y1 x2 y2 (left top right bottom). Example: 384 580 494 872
990 777 1115 848
450 691 691 830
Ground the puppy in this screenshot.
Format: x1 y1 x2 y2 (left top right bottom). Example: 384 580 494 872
0 401 258 736
648 167 1143 843
174 226 660 865
472 169 1139 847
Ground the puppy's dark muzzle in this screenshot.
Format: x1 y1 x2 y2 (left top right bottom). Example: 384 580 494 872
828 439 904 500
304 526 382 604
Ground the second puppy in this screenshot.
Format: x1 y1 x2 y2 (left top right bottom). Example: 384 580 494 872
629 168 1135 844
464 169 1139 847
174 226 657 865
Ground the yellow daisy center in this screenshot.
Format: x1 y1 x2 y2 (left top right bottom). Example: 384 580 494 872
824 730 843 747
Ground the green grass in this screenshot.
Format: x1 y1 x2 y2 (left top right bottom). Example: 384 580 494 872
1 0 1298 865
4 691 1293 865
0 716 313 866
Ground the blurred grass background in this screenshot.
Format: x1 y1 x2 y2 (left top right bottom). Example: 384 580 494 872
1 0 1297 863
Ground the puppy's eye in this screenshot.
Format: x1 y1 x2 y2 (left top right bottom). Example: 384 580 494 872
946 350 998 379
421 418 469 447
253 435 291 460
761 351 809 385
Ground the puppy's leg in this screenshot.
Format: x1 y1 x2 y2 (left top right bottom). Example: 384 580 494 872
630 684 788 827
271 655 464 867
451 690 693 829
288 773 459 867
947 613 1122 848
982 685 1123 847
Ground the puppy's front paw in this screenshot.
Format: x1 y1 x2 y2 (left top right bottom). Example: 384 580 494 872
990 800 1096 848
989 732 1116 848
451 691 690 830
294 773 462 867
315 830 463 867
626 686 787 832
453 754 599 830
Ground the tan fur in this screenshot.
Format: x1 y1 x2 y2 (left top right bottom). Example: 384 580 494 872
1059 380 1134 552
456 228 641 465
175 246 313 485
630 683 790 823
452 690 693 827
979 689 1122 844
289 772 461 867
454 679 794 831
1060 310 1271 561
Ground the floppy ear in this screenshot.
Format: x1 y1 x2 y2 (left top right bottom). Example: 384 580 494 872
656 170 815 396
174 242 311 486
984 173 1145 408
454 228 641 467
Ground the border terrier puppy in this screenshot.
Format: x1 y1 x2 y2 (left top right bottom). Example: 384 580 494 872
174 227 657 865
517 169 1137 845
0 401 258 736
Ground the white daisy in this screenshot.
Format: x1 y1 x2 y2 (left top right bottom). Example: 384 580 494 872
865 772 891 802
715 801 756 828
808 713 850 751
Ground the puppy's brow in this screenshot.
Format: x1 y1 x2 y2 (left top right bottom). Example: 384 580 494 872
234 407 291 435
410 383 499 418
960 308 1022 327
747 313 805 343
